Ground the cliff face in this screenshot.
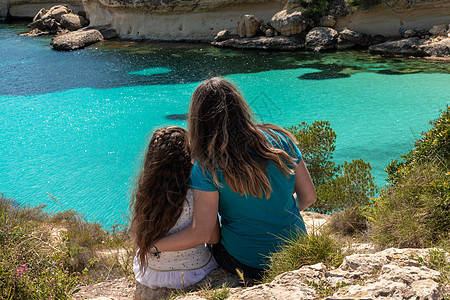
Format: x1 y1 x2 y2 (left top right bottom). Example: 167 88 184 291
82 0 288 40
83 0 450 40
336 0 450 36
0 0 83 19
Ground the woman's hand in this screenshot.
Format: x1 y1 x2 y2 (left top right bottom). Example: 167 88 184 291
154 190 219 251
294 159 316 211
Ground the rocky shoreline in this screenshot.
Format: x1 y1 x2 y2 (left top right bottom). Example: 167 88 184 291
210 12 450 58
15 3 450 58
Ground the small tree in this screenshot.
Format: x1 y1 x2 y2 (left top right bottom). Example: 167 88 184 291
287 121 338 186
287 121 377 214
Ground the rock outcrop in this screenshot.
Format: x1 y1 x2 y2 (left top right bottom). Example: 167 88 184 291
1 0 83 20
270 8 311 36
305 27 339 51
60 13 89 31
237 14 260 38
50 28 103 50
174 248 447 300
420 37 450 57
369 37 427 56
26 5 89 36
212 35 304 50
339 27 370 46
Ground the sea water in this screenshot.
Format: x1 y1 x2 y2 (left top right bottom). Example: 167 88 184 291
1 24 449 228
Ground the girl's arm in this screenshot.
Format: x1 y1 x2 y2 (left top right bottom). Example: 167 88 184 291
154 190 219 251
294 159 317 211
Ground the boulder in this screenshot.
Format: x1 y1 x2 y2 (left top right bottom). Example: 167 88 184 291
40 5 71 22
212 36 304 50
265 28 275 37
60 13 89 31
305 27 338 51
419 38 450 57
32 8 47 22
28 19 49 31
339 27 370 46
42 17 59 31
370 34 387 45
270 8 311 36
404 29 416 38
369 37 426 56
318 15 336 28
214 29 232 42
51 29 103 51
87 25 118 40
336 37 354 50
429 24 449 36
237 14 260 38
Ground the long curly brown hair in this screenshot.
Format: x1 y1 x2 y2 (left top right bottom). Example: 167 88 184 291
130 126 192 271
188 77 297 199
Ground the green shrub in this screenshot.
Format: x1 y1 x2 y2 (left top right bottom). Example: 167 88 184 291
369 162 449 248
287 121 377 214
301 0 330 17
0 195 133 299
0 197 79 299
370 106 450 248
287 121 337 187
386 105 449 185
315 159 377 214
262 228 344 283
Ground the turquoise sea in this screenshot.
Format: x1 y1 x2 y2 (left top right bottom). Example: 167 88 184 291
1 23 449 228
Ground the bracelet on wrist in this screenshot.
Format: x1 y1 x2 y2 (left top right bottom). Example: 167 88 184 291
150 245 161 258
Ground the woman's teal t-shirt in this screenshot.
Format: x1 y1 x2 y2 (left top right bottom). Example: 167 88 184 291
189 130 307 269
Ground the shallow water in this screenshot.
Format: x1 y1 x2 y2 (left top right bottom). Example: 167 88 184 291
1 24 449 227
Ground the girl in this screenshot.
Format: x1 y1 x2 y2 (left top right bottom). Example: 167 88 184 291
154 78 316 280
130 126 219 290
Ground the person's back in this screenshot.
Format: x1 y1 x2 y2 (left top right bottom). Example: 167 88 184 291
190 128 306 269
153 78 316 281
130 126 218 290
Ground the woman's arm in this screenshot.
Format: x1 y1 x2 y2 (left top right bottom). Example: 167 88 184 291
294 159 316 211
154 190 219 251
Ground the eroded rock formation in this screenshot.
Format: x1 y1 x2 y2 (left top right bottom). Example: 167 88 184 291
173 248 447 300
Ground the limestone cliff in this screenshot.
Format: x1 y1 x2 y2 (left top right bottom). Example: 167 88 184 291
82 0 289 40
336 0 450 36
83 0 450 40
0 0 83 19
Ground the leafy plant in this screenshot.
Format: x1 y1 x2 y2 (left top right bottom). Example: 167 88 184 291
297 0 330 17
386 105 449 185
370 107 450 248
0 195 133 299
287 121 377 214
287 121 337 187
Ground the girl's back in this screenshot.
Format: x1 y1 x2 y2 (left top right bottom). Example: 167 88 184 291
130 127 218 290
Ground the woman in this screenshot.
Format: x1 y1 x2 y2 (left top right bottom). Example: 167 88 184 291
155 77 316 279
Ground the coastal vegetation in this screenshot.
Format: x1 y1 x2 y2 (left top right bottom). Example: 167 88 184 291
287 121 377 214
263 106 449 289
0 106 448 299
0 198 133 299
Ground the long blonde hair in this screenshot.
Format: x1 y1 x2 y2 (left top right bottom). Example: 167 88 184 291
188 77 297 199
130 126 192 271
